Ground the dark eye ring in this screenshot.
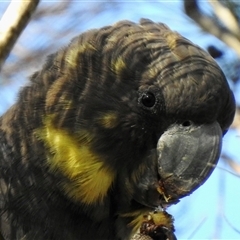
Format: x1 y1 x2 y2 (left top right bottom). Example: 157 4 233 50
141 92 156 108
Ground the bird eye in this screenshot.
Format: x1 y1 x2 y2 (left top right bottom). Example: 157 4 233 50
141 92 156 108
181 120 192 127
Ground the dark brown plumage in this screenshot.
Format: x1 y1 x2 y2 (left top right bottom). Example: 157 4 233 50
0 19 235 240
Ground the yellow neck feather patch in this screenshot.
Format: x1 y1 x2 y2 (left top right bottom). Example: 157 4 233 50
35 116 115 205
121 209 150 233
122 210 173 237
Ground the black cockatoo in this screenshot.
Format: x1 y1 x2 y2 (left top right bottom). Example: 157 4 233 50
0 19 235 240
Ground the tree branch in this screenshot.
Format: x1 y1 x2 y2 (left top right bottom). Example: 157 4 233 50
0 0 40 70
208 0 240 37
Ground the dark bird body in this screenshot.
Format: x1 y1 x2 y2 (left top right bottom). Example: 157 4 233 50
0 19 235 240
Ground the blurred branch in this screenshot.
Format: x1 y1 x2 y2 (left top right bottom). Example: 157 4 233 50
34 2 70 19
223 214 240 235
222 154 240 176
187 216 207 239
0 0 39 70
184 0 240 56
208 0 240 36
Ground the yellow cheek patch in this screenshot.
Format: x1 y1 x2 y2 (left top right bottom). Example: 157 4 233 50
98 112 118 128
35 116 115 205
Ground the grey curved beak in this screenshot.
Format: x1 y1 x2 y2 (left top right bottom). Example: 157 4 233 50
157 121 222 202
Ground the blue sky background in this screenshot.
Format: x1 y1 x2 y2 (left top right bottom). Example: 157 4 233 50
0 1 240 239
